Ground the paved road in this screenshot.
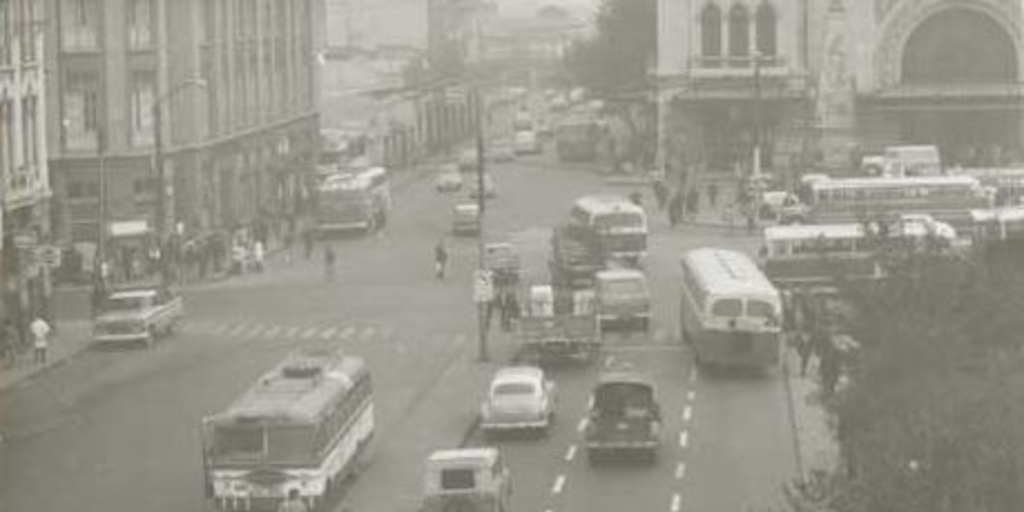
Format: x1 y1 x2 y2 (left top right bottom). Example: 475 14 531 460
0 144 796 512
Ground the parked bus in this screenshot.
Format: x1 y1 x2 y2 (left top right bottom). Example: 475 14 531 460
679 248 782 369
315 167 390 233
570 195 648 263
795 175 993 231
201 350 374 511
954 167 1024 206
760 224 883 287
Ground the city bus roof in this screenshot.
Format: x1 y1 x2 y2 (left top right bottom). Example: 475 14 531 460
764 224 865 242
427 447 499 467
212 350 368 426
681 248 779 300
573 195 644 215
807 175 980 190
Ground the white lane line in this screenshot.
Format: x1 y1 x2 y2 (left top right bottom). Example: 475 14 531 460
675 462 686 480
564 445 577 462
687 390 696 402
265 325 282 338
321 327 338 339
602 345 685 353
284 326 301 338
682 405 693 423
551 474 566 495
300 327 318 339
679 430 689 448
576 418 589 433
339 326 356 340
670 493 681 512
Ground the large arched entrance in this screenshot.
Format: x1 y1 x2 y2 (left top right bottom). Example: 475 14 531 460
898 7 1021 165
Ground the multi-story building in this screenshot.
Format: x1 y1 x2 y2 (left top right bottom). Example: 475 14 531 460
1 0 51 327
46 0 323 259
656 0 1024 179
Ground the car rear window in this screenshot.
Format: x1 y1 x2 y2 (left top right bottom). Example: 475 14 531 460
440 468 476 490
493 382 536 396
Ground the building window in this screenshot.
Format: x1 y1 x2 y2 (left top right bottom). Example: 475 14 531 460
128 71 155 147
62 70 100 151
60 0 99 50
700 3 722 57
21 95 36 166
728 4 750 57
756 3 777 57
0 100 10 182
19 0 37 62
127 0 153 50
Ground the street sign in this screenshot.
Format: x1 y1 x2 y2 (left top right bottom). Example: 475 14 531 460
36 245 62 268
473 269 494 303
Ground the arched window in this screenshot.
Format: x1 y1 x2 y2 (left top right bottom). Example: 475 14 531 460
728 4 750 57
756 3 777 57
701 4 722 57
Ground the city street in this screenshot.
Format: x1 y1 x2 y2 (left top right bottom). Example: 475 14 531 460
0 146 791 512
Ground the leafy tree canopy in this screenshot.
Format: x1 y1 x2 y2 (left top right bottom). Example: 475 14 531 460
563 0 656 96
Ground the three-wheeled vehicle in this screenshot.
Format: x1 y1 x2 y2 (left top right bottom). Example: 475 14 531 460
421 448 512 512
584 371 662 464
516 284 599 365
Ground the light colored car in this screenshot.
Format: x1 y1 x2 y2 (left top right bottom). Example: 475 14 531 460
435 166 463 193
513 130 541 155
92 287 184 347
452 203 481 236
481 366 556 435
489 140 516 163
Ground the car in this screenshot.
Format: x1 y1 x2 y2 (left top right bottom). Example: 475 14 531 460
480 366 556 436
585 371 661 464
594 268 651 333
489 140 516 163
458 147 480 173
513 130 541 155
435 165 463 193
467 173 497 199
92 285 184 347
452 203 481 236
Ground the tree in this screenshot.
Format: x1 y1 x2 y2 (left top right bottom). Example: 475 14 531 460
563 0 656 96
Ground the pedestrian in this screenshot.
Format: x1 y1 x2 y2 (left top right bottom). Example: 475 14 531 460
707 181 719 208
434 239 449 280
724 202 736 232
686 187 700 220
303 228 315 260
819 340 842 398
796 332 813 377
506 290 520 327
253 240 266 273
668 191 683 228
653 179 669 211
324 245 337 282
30 316 51 365
277 489 309 512
90 279 107 318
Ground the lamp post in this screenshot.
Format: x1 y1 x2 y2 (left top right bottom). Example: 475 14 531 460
152 78 206 239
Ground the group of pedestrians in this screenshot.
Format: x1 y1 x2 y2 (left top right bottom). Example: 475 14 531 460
651 179 705 228
783 288 848 398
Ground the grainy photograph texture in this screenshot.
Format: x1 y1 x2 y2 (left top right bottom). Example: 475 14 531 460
1 0 1023 511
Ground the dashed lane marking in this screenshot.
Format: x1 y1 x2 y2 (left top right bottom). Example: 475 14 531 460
604 355 615 368
577 418 588 433
675 462 686 480
565 445 577 462
687 390 696 402
670 493 681 512
551 475 566 495
679 431 689 449
682 405 693 423
300 327 318 340
321 327 338 339
243 325 266 339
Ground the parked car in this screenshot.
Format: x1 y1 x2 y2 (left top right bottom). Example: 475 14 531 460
513 130 541 155
92 285 184 347
489 140 517 163
480 366 556 437
435 165 463 193
452 203 481 236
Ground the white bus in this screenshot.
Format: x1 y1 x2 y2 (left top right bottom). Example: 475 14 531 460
315 167 390 233
570 195 647 262
760 224 883 287
796 175 993 231
202 350 374 511
679 248 782 369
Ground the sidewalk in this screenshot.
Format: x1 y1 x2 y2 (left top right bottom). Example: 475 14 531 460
783 348 841 481
0 319 93 392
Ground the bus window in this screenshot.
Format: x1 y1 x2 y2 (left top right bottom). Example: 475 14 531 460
711 298 743 317
213 426 264 460
266 425 319 463
746 300 776 321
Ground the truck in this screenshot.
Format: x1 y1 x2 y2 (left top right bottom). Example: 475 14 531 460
421 448 512 512
92 285 184 347
584 371 662 464
516 285 599 365
549 223 605 289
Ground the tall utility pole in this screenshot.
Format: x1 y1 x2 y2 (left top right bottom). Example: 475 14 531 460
473 87 489 362
752 52 763 180
152 79 206 240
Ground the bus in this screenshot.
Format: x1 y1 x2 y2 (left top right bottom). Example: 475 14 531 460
201 350 374 511
970 206 1024 246
796 175 993 231
954 167 1024 206
315 167 390 233
760 224 883 287
679 248 782 369
570 195 648 263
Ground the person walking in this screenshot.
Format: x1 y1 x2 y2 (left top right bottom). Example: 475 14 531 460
303 227 315 260
686 187 700 221
434 239 449 280
819 339 842 398
668 191 683 228
277 489 309 512
253 240 266 273
653 179 669 211
324 245 337 282
30 316 51 365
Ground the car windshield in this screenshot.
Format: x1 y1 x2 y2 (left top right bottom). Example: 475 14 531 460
103 296 149 312
594 213 643 230
493 381 537 396
601 278 646 296
594 382 653 416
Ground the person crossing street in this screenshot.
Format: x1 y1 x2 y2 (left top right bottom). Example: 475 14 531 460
434 239 449 280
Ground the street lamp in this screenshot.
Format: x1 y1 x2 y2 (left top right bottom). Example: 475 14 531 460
152 78 207 239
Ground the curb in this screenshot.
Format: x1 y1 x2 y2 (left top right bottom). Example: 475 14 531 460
1 348 80 393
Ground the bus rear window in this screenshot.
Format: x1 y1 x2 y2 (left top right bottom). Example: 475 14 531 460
213 426 264 460
266 426 319 463
595 213 643 230
440 468 476 490
711 299 743 317
746 300 776 320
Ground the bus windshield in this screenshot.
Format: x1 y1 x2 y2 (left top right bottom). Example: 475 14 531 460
594 213 643 231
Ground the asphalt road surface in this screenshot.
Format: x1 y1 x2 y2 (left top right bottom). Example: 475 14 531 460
0 144 794 512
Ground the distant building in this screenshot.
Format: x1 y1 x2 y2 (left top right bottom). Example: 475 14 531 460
1 0 51 327
656 0 1024 178
45 0 324 254
325 0 427 51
